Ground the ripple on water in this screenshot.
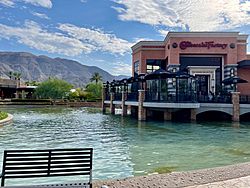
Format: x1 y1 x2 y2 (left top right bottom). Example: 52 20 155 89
0 107 250 185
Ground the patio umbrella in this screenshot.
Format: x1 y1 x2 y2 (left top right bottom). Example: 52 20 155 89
144 69 175 80
174 70 194 78
222 76 248 85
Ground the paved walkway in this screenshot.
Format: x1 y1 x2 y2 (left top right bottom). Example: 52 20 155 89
186 175 250 188
94 162 250 188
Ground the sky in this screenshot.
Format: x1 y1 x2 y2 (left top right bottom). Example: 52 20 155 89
0 0 249 76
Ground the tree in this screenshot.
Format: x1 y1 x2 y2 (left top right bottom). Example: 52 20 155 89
13 72 21 80
85 82 102 100
35 78 72 100
8 71 12 79
90 72 102 84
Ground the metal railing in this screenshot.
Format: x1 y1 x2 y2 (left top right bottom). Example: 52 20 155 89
197 94 231 103
105 93 110 101
240 95 250 104
145 91 197 103
114 93 122 101
127 92 138 101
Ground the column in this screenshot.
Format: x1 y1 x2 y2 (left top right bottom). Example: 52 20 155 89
121 91 127 116
164 111 172 121
110 93 115 115
102 86 106 113
138 90 146 121
231 92 240 122
190 109 197 121
21 90 25 99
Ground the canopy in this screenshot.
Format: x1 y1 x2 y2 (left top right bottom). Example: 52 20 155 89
222 76 248 85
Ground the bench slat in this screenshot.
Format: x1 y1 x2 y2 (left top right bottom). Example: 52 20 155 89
5 163 91 170
5 148 92 152
50 168 91 173
6 153 48 157
6 157 48 161
51 156 91 160
5 172 90 179
6 159 91 166
51 159 91 165
5 170 48 175
5 161 51 166
6 151 92 157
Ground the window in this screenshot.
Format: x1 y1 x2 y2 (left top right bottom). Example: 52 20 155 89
134 61 139 76
146 59 166 73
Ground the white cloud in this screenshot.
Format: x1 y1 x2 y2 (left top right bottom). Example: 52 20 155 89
0 21 132 56
111 61 131 76
113 0 250 31
0 0 14 7
58 23 133 55
0 21 92 56
31 12 50 19
158 30 169 37
0 0 52 8
23 0 52 8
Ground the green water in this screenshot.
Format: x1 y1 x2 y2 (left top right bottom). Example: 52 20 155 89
0 106 250 185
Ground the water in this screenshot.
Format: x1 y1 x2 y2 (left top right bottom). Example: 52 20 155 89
0 106 250 185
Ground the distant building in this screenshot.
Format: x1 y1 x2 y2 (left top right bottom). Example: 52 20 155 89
0 78 36 99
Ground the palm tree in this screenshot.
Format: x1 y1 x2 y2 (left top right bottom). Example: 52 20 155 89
13 72 21 87
8 71 13 80
90 72 102 84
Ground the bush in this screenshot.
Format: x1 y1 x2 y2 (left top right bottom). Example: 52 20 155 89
85 83 102 100
35 78 72 100
0 111 8 120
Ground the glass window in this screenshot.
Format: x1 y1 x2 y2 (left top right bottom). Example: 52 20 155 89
146 59 166 73
134 61 139 76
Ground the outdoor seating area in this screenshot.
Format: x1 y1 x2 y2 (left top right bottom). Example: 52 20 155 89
0 148 93 188
103 69 248 104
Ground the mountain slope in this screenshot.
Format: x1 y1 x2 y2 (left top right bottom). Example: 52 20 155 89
0 52 128 87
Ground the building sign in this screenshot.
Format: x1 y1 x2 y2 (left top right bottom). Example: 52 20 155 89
180 41 227 50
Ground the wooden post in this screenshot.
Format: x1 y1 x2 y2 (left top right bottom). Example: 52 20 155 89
231 92 240 122
164 111 172 121
138 90 146 121
110 93 115 115
121 91 127 116
190 109 197 121
102 85 106 113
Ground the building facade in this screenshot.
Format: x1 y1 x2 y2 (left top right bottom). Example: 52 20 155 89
132 32 250 95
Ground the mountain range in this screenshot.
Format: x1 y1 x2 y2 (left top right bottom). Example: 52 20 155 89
0 52 129 87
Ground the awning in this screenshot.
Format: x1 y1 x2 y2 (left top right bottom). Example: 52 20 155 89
222 76 248 85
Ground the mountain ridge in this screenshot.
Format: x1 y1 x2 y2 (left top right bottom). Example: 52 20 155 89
0 52 129 87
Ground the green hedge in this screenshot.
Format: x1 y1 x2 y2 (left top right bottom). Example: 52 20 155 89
11 99 51 102
0 111 8 120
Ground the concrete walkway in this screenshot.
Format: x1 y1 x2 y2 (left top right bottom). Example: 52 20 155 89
186 175 250 188
94 162 250 188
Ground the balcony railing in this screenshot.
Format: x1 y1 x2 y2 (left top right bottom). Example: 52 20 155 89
114 93 122 101
127 92 138 101
145 91 197 103
240 95 250 104
105 93 110 101
197 94 231 103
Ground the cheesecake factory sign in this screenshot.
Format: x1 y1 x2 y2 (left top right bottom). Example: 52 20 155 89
179 41 228 50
